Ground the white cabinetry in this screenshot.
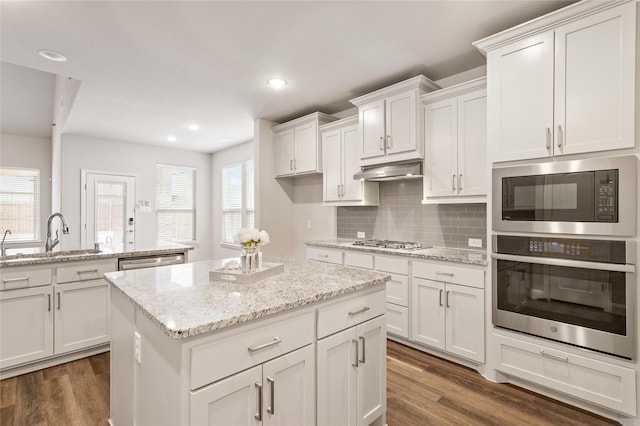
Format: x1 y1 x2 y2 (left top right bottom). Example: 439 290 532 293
350 75 440 166
411 261 485 363
375 256 409 339
306 246 343 265
317 291 386 426
422 78 486 203
274 112 337 177
475 1 636 162
321 117 379 206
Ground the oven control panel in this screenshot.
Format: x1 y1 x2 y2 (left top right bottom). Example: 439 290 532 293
497 235 626 264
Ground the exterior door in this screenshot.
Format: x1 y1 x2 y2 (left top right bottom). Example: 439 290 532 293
83 172 136 248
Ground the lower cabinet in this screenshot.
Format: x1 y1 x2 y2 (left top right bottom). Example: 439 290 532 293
190 344 315 426
317 315 386 426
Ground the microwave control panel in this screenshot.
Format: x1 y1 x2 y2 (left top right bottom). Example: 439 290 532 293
595 169 618 222
496 235 626 264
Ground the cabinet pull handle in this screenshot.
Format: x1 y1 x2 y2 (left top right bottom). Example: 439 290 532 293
348 306 370 316
267 377 275 415
247 337 281 352
379 136 384 151
337 184 341 197
386 135 391 150
436 271 454 278
557 125 563 150
2 276 29 283
359 336 366 364
452 174 456 191
540 350 568 363
458 174 462 190
255 382 262 421
77 269 99 275
318 254 329 258
352 339 359 367
290 159 293 171
439 289 443 307
341 184 344 197
546 127 551 151
293 159 296 170
446 291 450 308
48 294 51 312
57 292 61 310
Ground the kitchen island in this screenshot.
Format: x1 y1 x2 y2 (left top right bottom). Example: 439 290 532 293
104 259 390 426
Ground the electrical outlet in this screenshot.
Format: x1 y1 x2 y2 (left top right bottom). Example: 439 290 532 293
134 332 141 364
468 238 483 248
306 220 312 229
357 231 365 239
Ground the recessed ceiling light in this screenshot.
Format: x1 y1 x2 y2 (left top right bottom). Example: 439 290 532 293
38 50 67 62
188 123 199 131
167 135 177 143
267 78 287 89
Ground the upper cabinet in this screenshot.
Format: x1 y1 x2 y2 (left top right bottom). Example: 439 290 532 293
274 112 338 177
422 78 487 204
350 75 440 167
474 0 636 162
320 117 379 206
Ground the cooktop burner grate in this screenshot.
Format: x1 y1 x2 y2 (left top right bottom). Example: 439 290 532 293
352 239 423 250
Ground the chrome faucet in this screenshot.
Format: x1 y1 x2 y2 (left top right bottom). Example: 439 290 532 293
45 212 70 252
1 229 11 256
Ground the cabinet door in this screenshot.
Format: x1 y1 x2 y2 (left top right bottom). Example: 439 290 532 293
263 344 315 426
54 278 110 354
411 278 445 350
445 284 484 363
322 128 343 202
341 124 363 202
0 286 53 369
275 130 295 176
190 365 262 426
385 90 417 156
356 315 386 426
457 89 487 197
359 99 386 160
317 328 357 426
424 98 457 197
554 2 635 155
294 121 318 174
488 31 554 162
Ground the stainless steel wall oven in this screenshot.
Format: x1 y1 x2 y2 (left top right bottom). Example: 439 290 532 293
492 234 636 359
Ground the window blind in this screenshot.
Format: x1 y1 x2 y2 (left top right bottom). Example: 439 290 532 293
245 160 255 229
156 164 196 242
0 167 40 242
222 163 242 243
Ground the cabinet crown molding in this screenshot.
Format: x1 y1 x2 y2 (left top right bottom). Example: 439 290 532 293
271 111 337 133
349 75 440 107
319 115 358 131
420 77 486 104
473 0 634 54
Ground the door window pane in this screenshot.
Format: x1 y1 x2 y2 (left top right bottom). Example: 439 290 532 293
95 181 125 243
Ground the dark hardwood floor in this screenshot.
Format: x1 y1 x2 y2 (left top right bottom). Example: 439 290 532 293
0 341 620 425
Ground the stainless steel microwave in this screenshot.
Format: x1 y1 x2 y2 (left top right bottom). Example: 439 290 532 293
493 156 637 236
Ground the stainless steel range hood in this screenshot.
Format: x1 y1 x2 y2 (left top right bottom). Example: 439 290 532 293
353 162 422 181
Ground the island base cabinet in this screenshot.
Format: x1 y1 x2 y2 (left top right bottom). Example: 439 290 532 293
317 315 386 426
190 344 315 426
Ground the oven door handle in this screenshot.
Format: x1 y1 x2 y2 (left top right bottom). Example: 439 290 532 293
491 253 635 273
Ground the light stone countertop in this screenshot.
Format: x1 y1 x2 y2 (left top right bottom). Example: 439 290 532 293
0 242 192 268
306 239 487 266
104 259 390 339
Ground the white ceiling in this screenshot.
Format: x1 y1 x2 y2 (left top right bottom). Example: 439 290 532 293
1 1 574 153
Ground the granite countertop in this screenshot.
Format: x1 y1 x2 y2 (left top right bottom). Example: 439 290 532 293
104 259 390 339
306 239 487 266
0 242 192 268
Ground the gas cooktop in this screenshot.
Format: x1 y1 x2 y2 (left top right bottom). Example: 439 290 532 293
352 239 423 250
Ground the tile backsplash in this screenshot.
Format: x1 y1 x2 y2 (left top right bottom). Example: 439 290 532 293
337 179 487 250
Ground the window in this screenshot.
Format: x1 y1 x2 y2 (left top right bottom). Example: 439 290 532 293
222 160 254 243
0 167 40 242
156 164 196 242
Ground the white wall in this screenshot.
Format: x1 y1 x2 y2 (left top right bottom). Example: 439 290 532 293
210 140 253 259
0 132 52 242
60 134 212 261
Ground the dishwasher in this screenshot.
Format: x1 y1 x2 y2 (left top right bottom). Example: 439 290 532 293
118 253 186 271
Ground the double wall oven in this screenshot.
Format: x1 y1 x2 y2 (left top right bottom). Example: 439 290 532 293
492 156 637 359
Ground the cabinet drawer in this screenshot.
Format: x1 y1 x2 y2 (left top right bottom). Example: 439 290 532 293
306 247 342 265
386 303 408 338
386 273 408 306
317 288 385 339
56 260 117 284
375 255 408 275
0 265 52 290
495 334 637 416
412 261 484 289
344 252 374 269
190 311 314 390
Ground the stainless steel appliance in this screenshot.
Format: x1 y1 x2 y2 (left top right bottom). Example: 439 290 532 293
492 156 636 236
352 239 423 250
118 253 186 270
492 234 636 359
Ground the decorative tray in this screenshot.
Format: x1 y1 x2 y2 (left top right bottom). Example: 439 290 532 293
209 262 284 284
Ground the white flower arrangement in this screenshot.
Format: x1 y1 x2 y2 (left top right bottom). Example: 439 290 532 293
234 228 270 248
